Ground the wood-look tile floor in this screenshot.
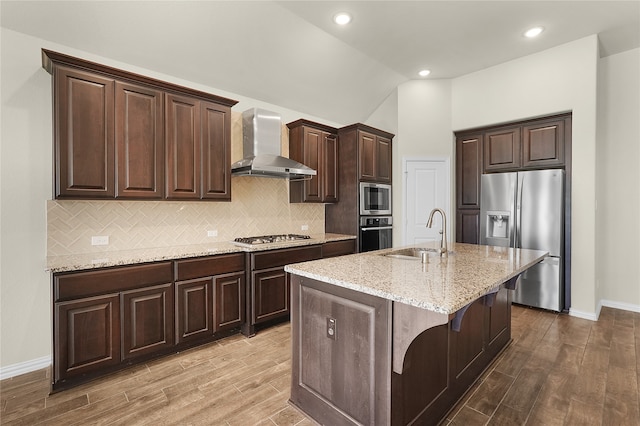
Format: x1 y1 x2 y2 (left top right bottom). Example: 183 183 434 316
1 306 639 425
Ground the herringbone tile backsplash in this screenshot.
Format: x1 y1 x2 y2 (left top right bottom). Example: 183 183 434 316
47 177 325 255
47 111 325 256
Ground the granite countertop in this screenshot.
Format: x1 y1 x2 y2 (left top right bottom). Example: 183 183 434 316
47 233 355 273
284 242 547 314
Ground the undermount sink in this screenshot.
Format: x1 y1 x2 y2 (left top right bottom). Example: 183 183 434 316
382 247 453 260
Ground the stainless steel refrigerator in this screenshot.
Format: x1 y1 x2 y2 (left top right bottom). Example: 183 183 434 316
480 170 564 311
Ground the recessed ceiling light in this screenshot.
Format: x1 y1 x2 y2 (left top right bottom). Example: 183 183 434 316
524 27 544 38
419 69 431 77
333 12 352 25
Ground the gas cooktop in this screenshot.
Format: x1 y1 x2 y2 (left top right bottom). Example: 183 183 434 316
233 234 311 246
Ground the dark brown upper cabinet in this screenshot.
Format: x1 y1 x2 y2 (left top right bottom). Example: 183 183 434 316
43 49 237 201
165 93 201 199
522 118 566 168
483 116 568 173
455 132 483 245
288 119 339 203
454 113 571 245
483 126 521 172
358 129 392 183
54 66 115 198
115 81 164 199
456 133 483 210
201 101 232 200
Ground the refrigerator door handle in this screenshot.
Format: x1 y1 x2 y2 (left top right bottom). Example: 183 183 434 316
515 174 524 248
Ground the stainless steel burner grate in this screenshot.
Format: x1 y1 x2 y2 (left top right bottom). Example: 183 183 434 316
233 234 311 245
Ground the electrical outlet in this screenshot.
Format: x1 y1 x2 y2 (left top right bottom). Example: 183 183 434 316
301 224 309 231
326 317 337 340
207 230 218 237
91 236 109 246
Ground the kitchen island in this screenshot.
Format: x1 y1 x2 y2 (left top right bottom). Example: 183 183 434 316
284 242 547 426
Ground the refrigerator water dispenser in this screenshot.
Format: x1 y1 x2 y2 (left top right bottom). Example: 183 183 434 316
486 211 510 239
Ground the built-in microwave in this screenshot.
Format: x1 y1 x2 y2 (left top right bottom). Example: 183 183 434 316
359 182 392 215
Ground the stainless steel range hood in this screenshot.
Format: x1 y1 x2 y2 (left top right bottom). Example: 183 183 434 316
231 108 316 180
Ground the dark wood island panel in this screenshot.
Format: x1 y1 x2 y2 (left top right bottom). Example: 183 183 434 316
290 274 513 426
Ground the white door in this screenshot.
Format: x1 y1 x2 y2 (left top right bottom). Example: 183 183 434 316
403 157 451 246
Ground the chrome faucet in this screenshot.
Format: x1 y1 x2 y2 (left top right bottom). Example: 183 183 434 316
426 208 448 257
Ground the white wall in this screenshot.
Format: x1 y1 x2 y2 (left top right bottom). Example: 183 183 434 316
392 80 453 246
1 29 53 372
596 48 640 311
0 28 340 376
451 36 600 318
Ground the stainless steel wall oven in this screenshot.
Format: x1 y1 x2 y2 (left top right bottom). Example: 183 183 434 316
359 216 393 252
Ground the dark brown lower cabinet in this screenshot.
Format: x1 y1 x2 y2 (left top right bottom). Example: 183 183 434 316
392 287 511 425
252 267 288 325
52 242 348 390
456 209 480 244
290 274 513 426
215 271 245 331
243 245 323 336
121 283 174 360
321 239 356 258
54 294 121 381
174 253 245 341
175 278 213 344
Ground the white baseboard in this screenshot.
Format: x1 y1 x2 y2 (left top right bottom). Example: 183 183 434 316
600 299 640 314
568 308 598 321
569 299 640 323
0 355 51 380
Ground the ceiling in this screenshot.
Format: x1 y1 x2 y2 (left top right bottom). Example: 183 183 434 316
2 1 639 125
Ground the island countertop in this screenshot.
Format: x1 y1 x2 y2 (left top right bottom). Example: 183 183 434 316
284 242 547 314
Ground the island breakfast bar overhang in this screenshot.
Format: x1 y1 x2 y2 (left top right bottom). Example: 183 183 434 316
284 242 547 426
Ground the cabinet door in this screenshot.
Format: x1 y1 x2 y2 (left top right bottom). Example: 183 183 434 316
376 135 392 182
215 271 245 331
487 287 510 345
252 267 288 324
303 127 323 202
121 283 174 360
55 66 114 198
522 119 565 168
322 132 339 202
456 210 480 244
201 101 231 200
165 93 200 199
55 294 120 381
115 82 163 199
456 134 483 209
449 299 486 381
358 131 377 181
175 278 213 344
483 127 521 172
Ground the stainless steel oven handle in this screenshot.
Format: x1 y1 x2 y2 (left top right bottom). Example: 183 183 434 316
360 226 394 231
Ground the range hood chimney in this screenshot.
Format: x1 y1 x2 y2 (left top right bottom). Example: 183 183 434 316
231 108 316 180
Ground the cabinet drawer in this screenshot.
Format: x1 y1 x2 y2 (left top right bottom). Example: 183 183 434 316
175 253 245 281
251 245 322 270
55 262 173 302
322 240 356 258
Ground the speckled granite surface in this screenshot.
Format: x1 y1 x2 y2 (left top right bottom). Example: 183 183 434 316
285 242 547 314
47 233 355 273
